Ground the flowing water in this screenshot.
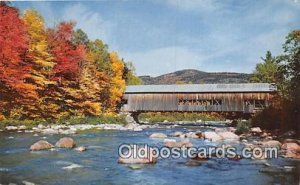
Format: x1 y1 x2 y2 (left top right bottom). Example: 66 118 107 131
0 126 299 185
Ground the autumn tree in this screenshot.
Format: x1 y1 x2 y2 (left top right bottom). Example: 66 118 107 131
21 9 58 119
107 52 126 112
77 52 105 116
0 3 32 118
47 22 86 117
86 39 112 110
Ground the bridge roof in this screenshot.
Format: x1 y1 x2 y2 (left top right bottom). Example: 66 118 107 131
125 83 277 93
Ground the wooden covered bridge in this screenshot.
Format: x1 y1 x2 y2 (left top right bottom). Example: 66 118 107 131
121 83 277 119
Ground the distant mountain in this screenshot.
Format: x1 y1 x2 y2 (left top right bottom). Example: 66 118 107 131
139 69 252 85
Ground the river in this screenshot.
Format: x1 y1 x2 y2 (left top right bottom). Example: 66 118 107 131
0 125 299 185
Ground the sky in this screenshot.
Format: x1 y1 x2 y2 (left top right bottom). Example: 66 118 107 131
14 0 300 76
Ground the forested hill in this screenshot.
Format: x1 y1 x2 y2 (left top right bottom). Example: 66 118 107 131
139 69 252 85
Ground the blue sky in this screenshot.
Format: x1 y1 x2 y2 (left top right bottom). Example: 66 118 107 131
14 0 300 76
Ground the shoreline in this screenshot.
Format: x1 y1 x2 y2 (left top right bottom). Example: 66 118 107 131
0 120 230 134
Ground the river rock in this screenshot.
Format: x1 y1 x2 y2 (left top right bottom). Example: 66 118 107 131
261 132 268 138
150 133 167 138
164 139 193 148
118 146 157 164
37 124 45 129
185 132 200 138
42 128 59 135
281 142 300 159
124 122 139 130
30 140 54 151
55 137 76 148
251 127 262 133
260 140 282 149
214 128 227 132
59 129 76 135
171 131 183 137
217 132 239 140
5 126 18 131
18 125 27 130
125 114 136 124
74 146 86 152
195 131 203 138
204 131 222 141
164 138 176 143
283 139 300 145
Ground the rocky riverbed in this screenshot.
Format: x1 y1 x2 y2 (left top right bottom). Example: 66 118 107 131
0 122 299 185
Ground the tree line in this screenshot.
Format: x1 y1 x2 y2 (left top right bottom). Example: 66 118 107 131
250 30 300 132
0 3 141 121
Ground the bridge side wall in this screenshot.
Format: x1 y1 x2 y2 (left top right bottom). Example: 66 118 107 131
122 92 274 113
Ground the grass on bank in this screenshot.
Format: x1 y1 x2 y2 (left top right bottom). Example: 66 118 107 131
234 120 251 135
138 112 224 123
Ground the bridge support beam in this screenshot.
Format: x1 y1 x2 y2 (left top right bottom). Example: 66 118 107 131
131 112 140 123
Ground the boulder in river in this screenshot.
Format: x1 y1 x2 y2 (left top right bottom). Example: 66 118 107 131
149 133 167 138
164 139 193 148
203 131 222 141
185 132 200 138
217 132 239 140
30 140 54 151
260 140 282 149
281 142 300 159
251 127 262 134
55 137 76 148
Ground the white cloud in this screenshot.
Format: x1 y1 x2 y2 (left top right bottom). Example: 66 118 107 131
165 0 220 12
62 3 112 42
120 46 206 76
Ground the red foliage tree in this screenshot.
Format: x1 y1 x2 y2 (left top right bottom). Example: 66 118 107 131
47 22 85 82
0 3 35 118
0 3 30 88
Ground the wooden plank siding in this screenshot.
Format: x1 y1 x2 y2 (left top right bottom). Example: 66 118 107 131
122 92 275 113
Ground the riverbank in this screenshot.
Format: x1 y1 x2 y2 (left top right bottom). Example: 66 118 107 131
0 120 229 134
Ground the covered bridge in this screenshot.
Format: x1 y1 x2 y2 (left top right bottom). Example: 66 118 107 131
121 83 277 114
